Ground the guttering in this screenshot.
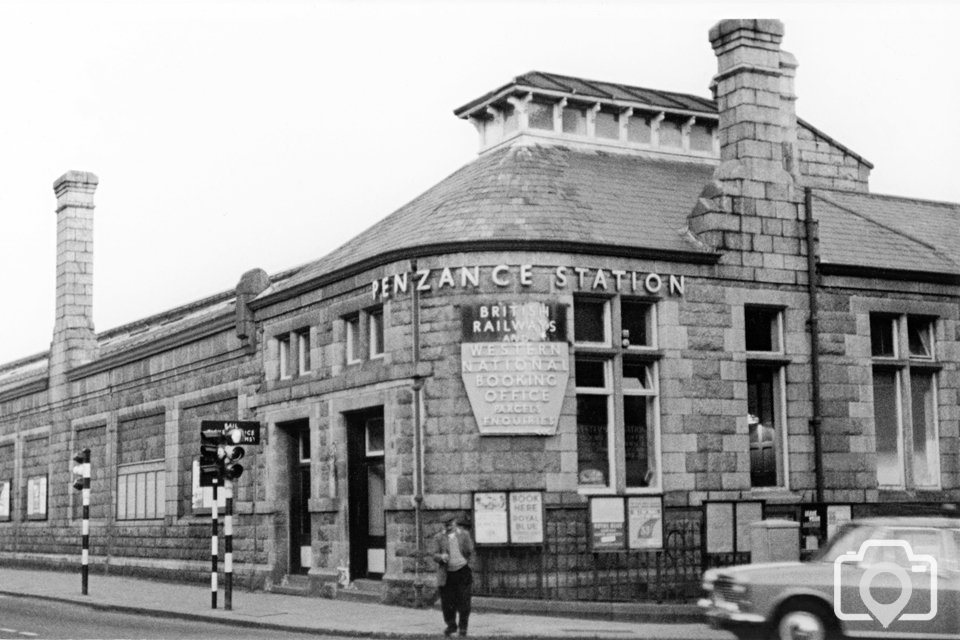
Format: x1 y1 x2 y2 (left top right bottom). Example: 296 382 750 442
804 188 825 504
819 263 960 286
249 239 721 311
411 258 425 607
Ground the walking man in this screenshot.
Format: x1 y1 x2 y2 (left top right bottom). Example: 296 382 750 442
434 514 474 636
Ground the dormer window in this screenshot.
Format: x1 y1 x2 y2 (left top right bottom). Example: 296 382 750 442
595 111 619 139
562 106 587 135
527 101 554 130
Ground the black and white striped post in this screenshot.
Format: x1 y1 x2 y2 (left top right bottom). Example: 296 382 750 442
72 448 91 596
224 478 234 611
211 483 219 609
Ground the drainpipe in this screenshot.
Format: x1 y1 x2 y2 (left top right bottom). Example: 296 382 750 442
411 259 425 607
804 187 825 504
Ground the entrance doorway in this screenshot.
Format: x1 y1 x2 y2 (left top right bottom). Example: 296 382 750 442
346 408 385 580
280 419 311 575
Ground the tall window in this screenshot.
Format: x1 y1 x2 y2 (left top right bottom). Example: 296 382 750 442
116 414 165 520
369 307 384 358
574 296 659 491
870 314 940 488
744 306 786 488
345 314 361 364
278 334 292 380
297 329 312 375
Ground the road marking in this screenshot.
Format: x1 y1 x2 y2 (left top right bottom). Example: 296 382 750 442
0 629 38 637
0 629 16 633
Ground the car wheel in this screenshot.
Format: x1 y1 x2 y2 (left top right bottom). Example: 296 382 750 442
774 602 836 640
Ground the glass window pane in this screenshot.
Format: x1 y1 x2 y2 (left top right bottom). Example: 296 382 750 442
367 418 385 454
690 123 714 152
562 107 586 135
346 316 360 362
871 315 896 357
595 112 619 139
298 331 311 372
574 299 607 344
745 307 779 352
577 395 609 486
146 472 156 519
908 318 932 358
575 359 606 389
503 104 518 134
622 360 650 391
528 102 554 130
370 309 384 357
156 472 165 518
627 116 651 143
622 300 651 347
300 428 311 462
367 462 385 536
624 396 653 487
911 372 939 486
659 120 682 147
747 365 778 487
873 368 902 486
279 335 291 379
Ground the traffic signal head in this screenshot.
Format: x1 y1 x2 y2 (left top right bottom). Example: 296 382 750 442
219 444 245 480
72 448 90 491
199 442 221 486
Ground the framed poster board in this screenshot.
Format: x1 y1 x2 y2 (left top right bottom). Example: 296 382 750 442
508 491 544 545
473 492 509 544
735 501 764 553
26 475 47 520
705 502 734 554
627 495 664 550
474 490 544 546
590 496 626 551
826 504 853 540
0 480 10 520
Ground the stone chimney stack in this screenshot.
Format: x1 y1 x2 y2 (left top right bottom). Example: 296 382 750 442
708 19 796 189
688 20 807 284
49 171 99 394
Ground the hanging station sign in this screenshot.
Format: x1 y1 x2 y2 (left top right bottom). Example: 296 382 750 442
460 301 569 435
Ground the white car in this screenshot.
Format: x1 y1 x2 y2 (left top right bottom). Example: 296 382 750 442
699 517 960 640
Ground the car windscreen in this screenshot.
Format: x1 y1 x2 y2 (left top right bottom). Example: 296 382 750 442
809 523 875 563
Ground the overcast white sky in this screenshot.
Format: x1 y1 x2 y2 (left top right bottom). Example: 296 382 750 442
1 1 958 365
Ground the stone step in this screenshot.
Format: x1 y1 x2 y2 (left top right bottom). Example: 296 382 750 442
337 577 385 603
270 573 312 597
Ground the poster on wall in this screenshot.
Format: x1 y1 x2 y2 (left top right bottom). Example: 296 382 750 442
0 480 9 520
705 502 734 554
590 497 625 551
460 302 570 436
735 501 764 553
627 496 664 550
473 492 509 544
509 491 544 545
26 475 47 519
826 504 852 540
190 459 226 510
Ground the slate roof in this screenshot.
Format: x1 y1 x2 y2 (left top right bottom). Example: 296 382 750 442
813 190 960 277
454 71 717 117
270 145 718 296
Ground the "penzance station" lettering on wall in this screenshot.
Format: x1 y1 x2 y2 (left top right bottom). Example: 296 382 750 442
372 265 684 300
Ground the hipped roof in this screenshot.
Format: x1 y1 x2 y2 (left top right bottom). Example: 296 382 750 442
270 145 719 298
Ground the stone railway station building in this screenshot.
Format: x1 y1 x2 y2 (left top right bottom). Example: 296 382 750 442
1 19 958 603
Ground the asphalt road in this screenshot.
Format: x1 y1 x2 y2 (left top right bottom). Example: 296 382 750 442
0 594 350 640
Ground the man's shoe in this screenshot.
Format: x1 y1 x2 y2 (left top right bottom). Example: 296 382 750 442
443 625 457 636
458 630 467 637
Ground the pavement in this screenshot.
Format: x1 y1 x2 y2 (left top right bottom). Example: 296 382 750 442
0 566 733 639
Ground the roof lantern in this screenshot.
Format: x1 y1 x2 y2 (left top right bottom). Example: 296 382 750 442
454 71 720 161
